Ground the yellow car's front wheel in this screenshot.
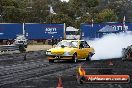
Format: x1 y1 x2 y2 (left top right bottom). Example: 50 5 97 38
72 53 77 63
49 59 54 63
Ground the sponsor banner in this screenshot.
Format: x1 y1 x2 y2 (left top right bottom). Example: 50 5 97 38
84 75 130 83
25 23 64 39
0 23 23 39
81 22 132 39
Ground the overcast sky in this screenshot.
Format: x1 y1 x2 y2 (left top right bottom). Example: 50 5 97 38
61 0 69 2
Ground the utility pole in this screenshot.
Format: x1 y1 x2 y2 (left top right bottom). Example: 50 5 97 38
0 15 1 23
52 36 54 47
0 2 3 23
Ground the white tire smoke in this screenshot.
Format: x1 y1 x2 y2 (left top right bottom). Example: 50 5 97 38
88 32 132 60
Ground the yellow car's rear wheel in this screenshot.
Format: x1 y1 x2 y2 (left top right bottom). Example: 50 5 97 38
86 53 93 61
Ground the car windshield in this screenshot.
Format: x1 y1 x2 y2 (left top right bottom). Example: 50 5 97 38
56 41 78 48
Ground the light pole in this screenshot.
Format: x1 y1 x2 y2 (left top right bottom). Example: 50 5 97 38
40 10 43 23
0 11 4 23
48 5 52 24
26 6 32 22
52 36 54 47
0 14 2 23
48 4 56 24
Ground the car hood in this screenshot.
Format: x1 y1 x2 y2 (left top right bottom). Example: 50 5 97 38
47 47 75 55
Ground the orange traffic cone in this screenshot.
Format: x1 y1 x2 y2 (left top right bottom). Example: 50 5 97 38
108 60 113 66
56 77 63 88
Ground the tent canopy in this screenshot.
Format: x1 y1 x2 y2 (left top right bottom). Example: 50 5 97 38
66 26 79 31
98 25 118 33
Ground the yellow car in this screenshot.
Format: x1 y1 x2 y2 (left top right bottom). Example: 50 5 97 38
46 40 95 63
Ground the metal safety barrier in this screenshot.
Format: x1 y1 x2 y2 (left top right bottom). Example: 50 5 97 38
0 45 20 54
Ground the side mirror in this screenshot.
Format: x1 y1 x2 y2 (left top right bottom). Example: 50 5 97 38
61 45 65 48
79 44 83 49
79 45 81 49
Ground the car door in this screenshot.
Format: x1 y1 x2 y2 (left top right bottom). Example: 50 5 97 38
83 41 92 58
76 41 86 59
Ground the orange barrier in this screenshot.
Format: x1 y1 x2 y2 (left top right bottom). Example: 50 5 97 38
56 77 63 88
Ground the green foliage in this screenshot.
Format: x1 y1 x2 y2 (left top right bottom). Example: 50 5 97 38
1 0 18 7
107 0 131 21
95 9 118 22
0 0 131 28
46 13 74 27
68 0 99 18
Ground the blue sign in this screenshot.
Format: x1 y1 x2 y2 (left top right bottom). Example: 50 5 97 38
25 23 64 39
81 22 132 39
0 23 23 39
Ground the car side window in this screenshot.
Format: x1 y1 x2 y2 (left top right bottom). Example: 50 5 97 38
84 41 90 48
79 42 84 48
79 41 90 48
71 41 78 48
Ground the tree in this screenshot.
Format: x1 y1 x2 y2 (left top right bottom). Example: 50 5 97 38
95 9 118 22
1 0 18 7
46 13 74 26
1 0 19 22
68 0 99 18
107 0 132 22
0 0 131 24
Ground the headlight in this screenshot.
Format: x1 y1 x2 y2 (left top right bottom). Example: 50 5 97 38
46 51 51 55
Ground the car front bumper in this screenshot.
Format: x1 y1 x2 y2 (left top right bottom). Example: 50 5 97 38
46 55 73 60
